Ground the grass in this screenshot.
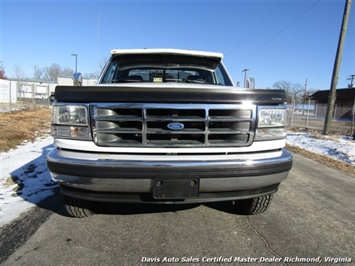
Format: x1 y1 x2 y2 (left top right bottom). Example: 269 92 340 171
0 106 51 152
0 107 353 176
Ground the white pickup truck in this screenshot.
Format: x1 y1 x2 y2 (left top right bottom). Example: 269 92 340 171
47 48 292 217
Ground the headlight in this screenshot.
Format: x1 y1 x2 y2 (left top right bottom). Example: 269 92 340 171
52 104 91 140
53 105 88 126
255 107 287 141
258 108 286 128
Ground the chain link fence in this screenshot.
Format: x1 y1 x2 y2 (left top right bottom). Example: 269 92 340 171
288 102 355 135
0 79 55 112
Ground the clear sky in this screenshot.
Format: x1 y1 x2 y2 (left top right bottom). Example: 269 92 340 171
1 0 354 90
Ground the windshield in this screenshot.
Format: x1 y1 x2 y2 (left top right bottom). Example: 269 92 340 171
100 56 233 86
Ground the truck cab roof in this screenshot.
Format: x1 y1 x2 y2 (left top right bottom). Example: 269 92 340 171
110 48 224 61
106 48 226 81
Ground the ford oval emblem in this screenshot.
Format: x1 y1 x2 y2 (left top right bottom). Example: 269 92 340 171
167 122 185 131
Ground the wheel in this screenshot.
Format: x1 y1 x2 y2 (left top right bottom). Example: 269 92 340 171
232 194 273 215
64 196 94 218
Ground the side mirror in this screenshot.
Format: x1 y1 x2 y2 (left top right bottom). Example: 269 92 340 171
49 92 55 102
73 73 82 86
246 77 255 89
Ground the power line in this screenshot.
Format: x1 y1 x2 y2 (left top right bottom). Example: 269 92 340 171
229 0 320 69
226 0 285 56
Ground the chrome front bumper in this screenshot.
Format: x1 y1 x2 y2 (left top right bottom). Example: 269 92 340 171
47 148 292 203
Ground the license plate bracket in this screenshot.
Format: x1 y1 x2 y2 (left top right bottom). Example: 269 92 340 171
153 178 199 199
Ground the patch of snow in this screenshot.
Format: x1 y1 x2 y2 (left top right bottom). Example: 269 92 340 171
286 132 355 166
0 136 56 227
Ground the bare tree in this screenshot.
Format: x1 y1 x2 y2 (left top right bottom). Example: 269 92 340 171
83 72 99 79
273 80 304 104
13 64 27 81
43 64 74 81
290 82 304 103
61 67 74 78
0 61 7 79
43 64 62 81
33 65 43 80
272 80 291 90
13 64 29 98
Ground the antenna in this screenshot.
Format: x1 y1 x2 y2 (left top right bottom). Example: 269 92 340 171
96 14 100 66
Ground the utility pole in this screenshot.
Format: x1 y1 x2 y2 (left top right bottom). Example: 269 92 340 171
348 74 355 87
303 78 307 115
71 53 78 73
323 0 352 135
34 65 37 80
242 68 249 88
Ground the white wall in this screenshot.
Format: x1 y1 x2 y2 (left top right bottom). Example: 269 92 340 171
57 77 97 86
0 79 17 103
1 77 98 101
57 77 73 86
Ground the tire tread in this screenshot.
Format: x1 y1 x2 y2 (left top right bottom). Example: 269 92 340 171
64 196 93 218
233 194 273 215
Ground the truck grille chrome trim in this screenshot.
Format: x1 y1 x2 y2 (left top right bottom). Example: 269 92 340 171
91 103 256 147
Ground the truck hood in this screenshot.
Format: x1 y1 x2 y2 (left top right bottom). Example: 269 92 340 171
55 83 286 105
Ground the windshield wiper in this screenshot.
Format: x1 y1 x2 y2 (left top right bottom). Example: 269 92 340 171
110 79 145 83
184 78 207 84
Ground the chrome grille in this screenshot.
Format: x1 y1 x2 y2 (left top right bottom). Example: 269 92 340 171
91 103 256 147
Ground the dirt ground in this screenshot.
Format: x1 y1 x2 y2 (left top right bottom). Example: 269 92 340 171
0 106 51 152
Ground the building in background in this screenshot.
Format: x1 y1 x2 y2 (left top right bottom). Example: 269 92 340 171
0 77 97 104
308 88 355 120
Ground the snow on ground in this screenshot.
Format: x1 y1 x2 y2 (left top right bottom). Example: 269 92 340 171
0 136 57 227
286 132 355 166
0 132 354 227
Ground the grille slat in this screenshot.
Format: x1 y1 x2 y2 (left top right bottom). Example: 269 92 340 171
92 103 255 147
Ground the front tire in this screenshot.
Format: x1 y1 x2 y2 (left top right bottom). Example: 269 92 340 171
64 196 94 218
232 194 273 215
